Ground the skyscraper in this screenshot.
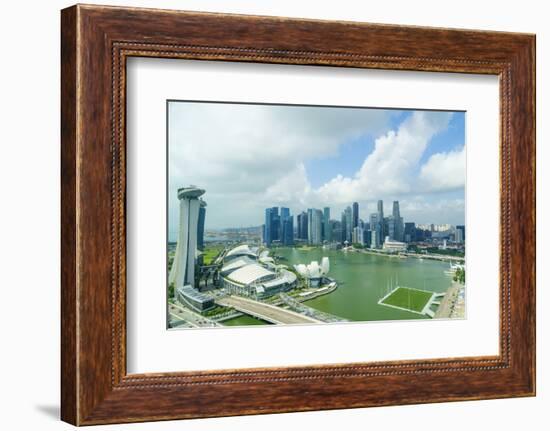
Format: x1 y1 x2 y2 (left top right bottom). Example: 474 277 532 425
392 200 404 241
340 211 347 244
297 211 308 240
282 215 294 246
369 229 378 248
352 202 359 229
271 207 280 242
330 220 342 243
280 207 290 222
404 222 416 243
197 199 206 251
456 225 466 244
264 208 273 245
377 200 385 243
307 208 313 243
311 209 323 244
369 213 378 228
352 226 364 245
264 207 281 246
387 215 396 240
169 186 205 289
323 207 331 242
344 206 352 243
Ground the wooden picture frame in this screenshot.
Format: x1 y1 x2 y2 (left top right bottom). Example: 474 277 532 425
61 4 535 425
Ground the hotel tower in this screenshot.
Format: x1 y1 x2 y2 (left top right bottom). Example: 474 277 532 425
169 186 205 289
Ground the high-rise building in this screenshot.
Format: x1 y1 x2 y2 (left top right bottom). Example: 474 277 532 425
392 200 404 241
197 199 206 251
330 220 342 244
282 215 294 246
392 200 400 218
352 226 364 245
369 213 378 229
377 200 385 241
169 186 205 289
323 207 331 242
364 229 371 246
264 208 273 245
297 211 308 240
344 206 352 243
404 222 416 243
264 207 281 246
352 202 359 229
340 211 347 244
280 207 290 223
279 207 293 246
271 207 280 242
307 208 313 243
387 215 396 240
369 213 380 248
310 209 323 244
369 230 378 249
456 225 466 243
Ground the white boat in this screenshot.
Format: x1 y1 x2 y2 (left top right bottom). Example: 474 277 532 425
444 262 464 276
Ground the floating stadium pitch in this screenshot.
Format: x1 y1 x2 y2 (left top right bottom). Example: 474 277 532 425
378 286 444 317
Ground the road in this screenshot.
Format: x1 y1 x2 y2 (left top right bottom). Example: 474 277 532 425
216 295 323 325
168 302 222 328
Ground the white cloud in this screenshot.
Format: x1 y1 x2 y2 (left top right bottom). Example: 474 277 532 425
168 104 464 233
419 146 466 191
272 111 453 205
168 102 391 229
264 163 312 206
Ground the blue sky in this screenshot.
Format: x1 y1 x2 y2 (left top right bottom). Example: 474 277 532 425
305 111 465 189
168 102 466 238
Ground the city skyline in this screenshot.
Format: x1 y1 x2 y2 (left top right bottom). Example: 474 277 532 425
169 102 465 241
262 199 464 249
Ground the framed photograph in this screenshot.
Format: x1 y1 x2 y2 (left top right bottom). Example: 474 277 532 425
61 4 536 425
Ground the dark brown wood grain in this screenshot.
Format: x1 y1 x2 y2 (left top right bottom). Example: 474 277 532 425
61 4 536 426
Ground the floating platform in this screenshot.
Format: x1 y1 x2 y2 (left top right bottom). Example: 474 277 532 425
378 286 442 318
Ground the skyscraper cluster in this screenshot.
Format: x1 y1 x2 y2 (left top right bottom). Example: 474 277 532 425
264 207 294 246
262 200 423 249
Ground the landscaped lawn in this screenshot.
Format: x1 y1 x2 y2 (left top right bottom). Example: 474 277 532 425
201 246 224 265
381 287 433 313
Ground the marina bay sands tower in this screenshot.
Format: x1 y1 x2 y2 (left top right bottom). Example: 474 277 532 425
169 186 206 289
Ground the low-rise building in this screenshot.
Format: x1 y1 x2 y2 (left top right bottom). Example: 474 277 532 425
382 236 407 253
176 285 215 312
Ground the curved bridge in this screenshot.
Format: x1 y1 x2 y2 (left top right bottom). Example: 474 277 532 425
216 295 323 325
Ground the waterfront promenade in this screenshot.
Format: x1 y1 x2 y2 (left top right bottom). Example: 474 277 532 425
359 248 464 263
434 282 462 318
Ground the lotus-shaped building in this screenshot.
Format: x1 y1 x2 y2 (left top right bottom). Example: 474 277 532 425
294 257 330 287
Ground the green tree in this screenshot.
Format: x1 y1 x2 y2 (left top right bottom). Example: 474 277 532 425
453 268 465 284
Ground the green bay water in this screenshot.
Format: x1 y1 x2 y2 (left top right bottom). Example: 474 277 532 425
222 247 454 325
279 248 452 322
